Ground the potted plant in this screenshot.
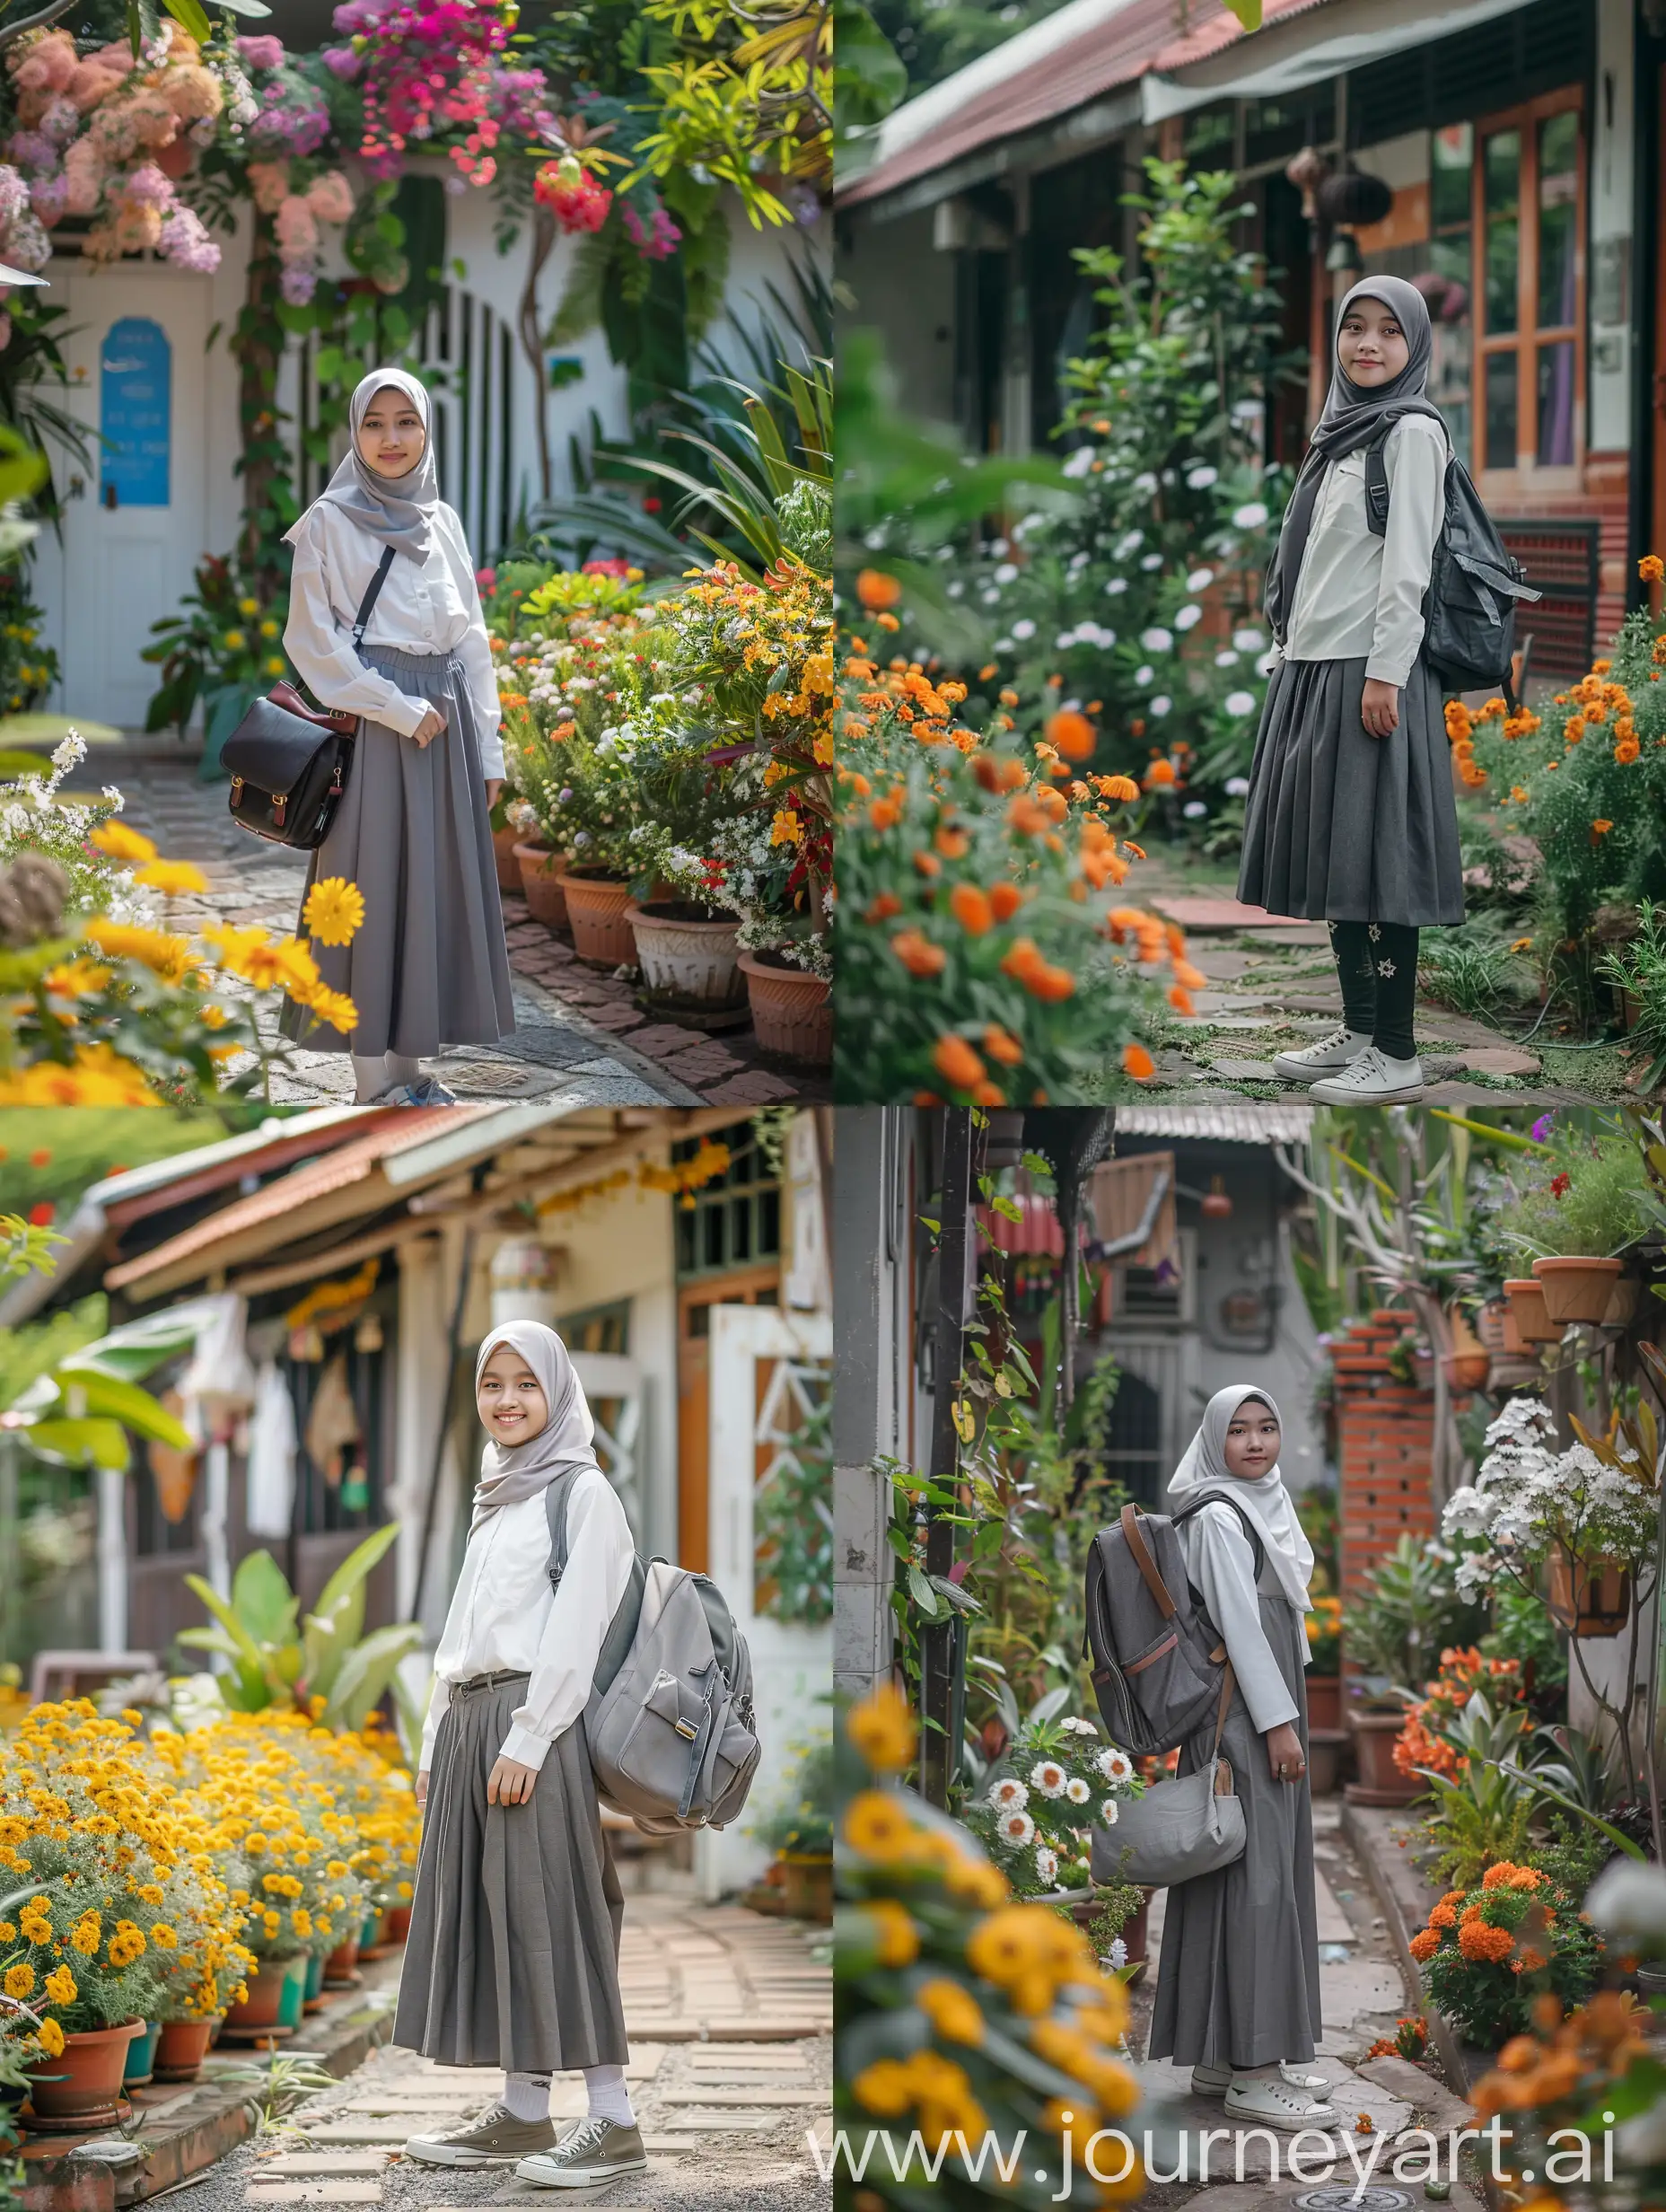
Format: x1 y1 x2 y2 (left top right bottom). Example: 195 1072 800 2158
1491 1124 1651 1326
1339 1534 1485 1806
1442 1304 1491 1391
1303 1594 1343 1733
961 1710 1144 1909
1503 1277 1561 1343
1407 1862 1602 2046
751 1736 833 1922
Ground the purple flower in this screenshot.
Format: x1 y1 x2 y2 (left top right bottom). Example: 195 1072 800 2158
124 162 176 211
158 206 222 274
320 44 362 79
7 132 56 172
279 260 319 304
235 33 285 70
1530 1114 1554 1142
28 172 66 222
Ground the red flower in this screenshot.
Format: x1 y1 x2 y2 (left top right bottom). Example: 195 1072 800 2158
1550 1172 1572 1198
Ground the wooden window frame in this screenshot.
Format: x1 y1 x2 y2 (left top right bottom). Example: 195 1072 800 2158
1473 83 1585 495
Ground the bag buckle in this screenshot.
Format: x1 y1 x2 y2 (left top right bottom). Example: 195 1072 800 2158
271 793 288 829
230 776 243 803
673 1717 699 1741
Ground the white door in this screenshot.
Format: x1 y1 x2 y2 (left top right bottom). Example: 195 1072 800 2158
47 271 210 730
568 1350 647 1549
697 1304 832 1900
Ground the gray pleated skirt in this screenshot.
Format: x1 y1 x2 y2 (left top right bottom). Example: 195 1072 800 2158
391 1672 629 2072
280 642 516 1059
1237 652 1464 926
1145 1593 1321 2070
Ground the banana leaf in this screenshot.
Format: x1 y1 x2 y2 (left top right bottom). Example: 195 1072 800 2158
17 1416 130 1470
229 1549 301 1651
324 1622 426 1734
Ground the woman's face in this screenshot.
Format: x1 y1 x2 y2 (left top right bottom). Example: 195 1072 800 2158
357 386 425 478
1337 294 1410 387
478 1344 548 1444
1222 1397 1281 1479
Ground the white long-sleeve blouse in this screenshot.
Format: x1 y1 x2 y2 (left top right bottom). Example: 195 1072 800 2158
1177 1498 1302 1736
1280 411 1449 690
284 499 504 777
417 1468 636 1775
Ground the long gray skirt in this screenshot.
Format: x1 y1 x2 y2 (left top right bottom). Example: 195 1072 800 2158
1145 1593 1322 2070
280 642 516 1059
1236 652 1464 926
391 1672 629 2071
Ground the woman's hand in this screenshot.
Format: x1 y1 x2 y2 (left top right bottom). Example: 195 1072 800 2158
1361 679 1399 739
485 778 504 812
410 704 446 749
1266 1722 1306 1783
414 1770 428 1809
487 1754 538 1806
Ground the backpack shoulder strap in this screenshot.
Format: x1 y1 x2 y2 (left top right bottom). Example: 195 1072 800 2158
544 1465 579 1590
1171 1489 1266 1583
1118 1501 1179 1620
1363 426 1392 540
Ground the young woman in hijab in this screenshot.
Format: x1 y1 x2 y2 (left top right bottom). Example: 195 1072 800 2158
395 1321 647 2188
1145 1384 1331 2129
279 369 516 1106
1239 276 1458 1106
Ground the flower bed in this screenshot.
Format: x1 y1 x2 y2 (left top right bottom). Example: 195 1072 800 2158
1407 1861 1603 2047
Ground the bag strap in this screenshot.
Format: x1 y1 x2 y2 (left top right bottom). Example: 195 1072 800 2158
1363 427 1392 539
546 1465 645 1698
350 542 397 652
1118 1502 1179 1620
1208 1659 1236 1771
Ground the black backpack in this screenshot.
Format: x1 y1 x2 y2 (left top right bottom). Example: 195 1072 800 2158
1082 1490 1265 1758
1363 428 1541 707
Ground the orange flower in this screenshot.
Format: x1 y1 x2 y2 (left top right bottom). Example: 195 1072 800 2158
1121 1043 1154 1080
869 794 903 830
1097 774 1141 803
1408 1928 1441 1962
1565 716 1585 744
913 851 941 877
982 1023 1023 1066
857 570 901 610
998 689 1020 708
1173 960 1206 989
1144 759 1176 787
950 884 994 936
892 929 946 977
1045 709 1095 761
934 825 969 858
933 1035 985 1092
865 893 902 923
978 664 998 681
1616 737 1640 764
1592 819 1614 835
1640 554 1664 584
989 883 1024 921
1459 1921 1515 1963
1168 986 1196 1015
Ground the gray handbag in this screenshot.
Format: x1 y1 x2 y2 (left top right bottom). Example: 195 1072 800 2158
1091 1661 1246 1888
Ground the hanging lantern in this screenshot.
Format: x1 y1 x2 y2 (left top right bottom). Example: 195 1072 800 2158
354 1312 384 1354
1200 1175 1232 1220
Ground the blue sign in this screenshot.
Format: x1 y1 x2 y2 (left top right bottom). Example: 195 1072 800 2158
99 317 171 507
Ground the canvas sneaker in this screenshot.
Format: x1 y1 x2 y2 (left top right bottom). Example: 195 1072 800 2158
1270 1025 1372 1083
513 2115 649 2188
1307 1046 1425 1104
1191 2059 1329 2098
1222 2075 1338 2130
402 2102 557 2166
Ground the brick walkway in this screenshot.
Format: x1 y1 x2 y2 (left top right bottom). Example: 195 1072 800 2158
64 750 825 1110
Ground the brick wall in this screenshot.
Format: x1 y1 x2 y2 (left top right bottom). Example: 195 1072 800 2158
1332 1312 1441 1679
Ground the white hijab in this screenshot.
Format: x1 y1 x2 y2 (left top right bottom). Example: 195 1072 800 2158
1166 1383 1314 1612
286 366 439 563
469 1320 599 1536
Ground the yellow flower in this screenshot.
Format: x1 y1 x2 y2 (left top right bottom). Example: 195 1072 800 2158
4 1963 34 1999
135 857 210 898
265 656 286 675
917 1976 985 2045
863 1898 919 1967
36 2018 64 2058
43 957 113 997
90 821 157 863
769 808 802 847
152 1924 178 1948
0 1042 160 1106
303 876 366 947
846 1681 916 1773
224 629 247 651
238 597 259 617
84 920 197 984
44 1964 77 2006
69 1911 101 1954
842 1789 916 1860
259 619 278 638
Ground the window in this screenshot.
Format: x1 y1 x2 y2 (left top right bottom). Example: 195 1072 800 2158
558 1300 630 1356
1475 92 1583 477
673 1119 781 1281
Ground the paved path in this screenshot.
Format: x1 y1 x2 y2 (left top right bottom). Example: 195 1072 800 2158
187 1889 830 2212
66 750 820 1110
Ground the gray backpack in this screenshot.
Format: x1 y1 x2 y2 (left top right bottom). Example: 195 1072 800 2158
546 1470 761 1835
1082 1492 1264 1757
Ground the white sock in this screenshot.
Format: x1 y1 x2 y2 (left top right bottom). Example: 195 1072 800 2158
503 2070 551 2121
351 1052 389 1103
385 1052 423 1091
583 2063 634 2127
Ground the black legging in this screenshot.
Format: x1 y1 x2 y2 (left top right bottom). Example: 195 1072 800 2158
1328 921 1419 1061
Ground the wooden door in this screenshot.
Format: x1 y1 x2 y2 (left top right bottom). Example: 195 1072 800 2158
675 1265 780 1571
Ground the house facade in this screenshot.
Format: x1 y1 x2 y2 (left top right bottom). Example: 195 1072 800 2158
837 0 1666 672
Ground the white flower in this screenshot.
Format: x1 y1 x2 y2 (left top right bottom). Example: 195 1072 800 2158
1113 530 1143 557
1140 553 1163 570
1232 398 1263 422
1174 603 1203 631
998 1808 1036 1848
1068 550 1091 571
1232 501 1269 529
989 537 1009 557
1062 446 1095 478
995 637 1014 653
981 589 1002 605
1108 1936 1127 1969
1186 566 1214 591
946 580 965 598
1131 473 1158 497
1184 800 1207 818
1034 1846 1059 1885
1030 1759 1068 1798
1225 776 1250 797
1059 1716 1098 1734
864 528 886 549
1100 1798 1119 1825
995 563 1018 584
1013 619 1037 640
1232 627 1266 652
1214 650 1240 668
1149 695 1171 716
1134 664 1154 687
1098 1747 1134 1782
1057 630 1078 650
1224 690 1258 717
987 1776 1029 1811
1185 466 1218 489
1104 577 1128 596
1065 1776 1092 1803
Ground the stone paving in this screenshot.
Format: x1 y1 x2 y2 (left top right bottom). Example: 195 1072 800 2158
65 749 825 1110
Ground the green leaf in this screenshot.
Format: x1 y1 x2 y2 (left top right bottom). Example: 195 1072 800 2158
231 1549 301 1649
184 1571 274 1682
162 0 213 38
313 1520 401 1621
906 1563 941 1618
20 1417 129 1470
324 1622 425 1734
51 1365 193 1447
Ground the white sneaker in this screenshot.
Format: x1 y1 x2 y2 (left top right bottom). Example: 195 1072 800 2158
1307 1045 1425 1104
1191 2059 1329 2097
1271 1025 1372 1083
1223 2074 1338 2130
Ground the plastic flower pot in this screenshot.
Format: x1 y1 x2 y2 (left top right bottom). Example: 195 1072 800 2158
626 901 744 1007
514 840 569 929
1504 1277 1561 1344
360 1911 380 1950
1531 1255 1625 1326
322 1936 362 1989
122 2020 162 2087
359 1910 398 1962
739 949 831 1066
557 869 635 966
493 820 524 895
153 2018 215 2083
275 1955 308 2029
25 2020 144 2129
302 1952 326 2014
1442 1307 1490 1390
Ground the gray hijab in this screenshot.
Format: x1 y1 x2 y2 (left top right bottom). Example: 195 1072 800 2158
1265 276 1446 644
1166 1382 1314 1613
291 366 439 564
469 1321 599 1535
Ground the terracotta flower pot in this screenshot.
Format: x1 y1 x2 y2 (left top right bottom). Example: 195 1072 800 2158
1476 1298 1510 1353
218 1961 294 2043
123 2020 162 2087
1546 1544 1633 1637
1531 1256 1624 1327
557 869 635 966
626 901 744 1006
739 949 831 1066
1443 1307 1490 1390
386 1906 411 1943
775 1852 832 1923
1305 1675 1341 1732
322 1936 362 1988
153 2018 215 2083
493 821 524 895
1047 1887 1153 1982
1343 1707 1424 1806
25 2019 144 2129
514 840 569 928
1504 1277 1561 1345
1307 1729 1348 1796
